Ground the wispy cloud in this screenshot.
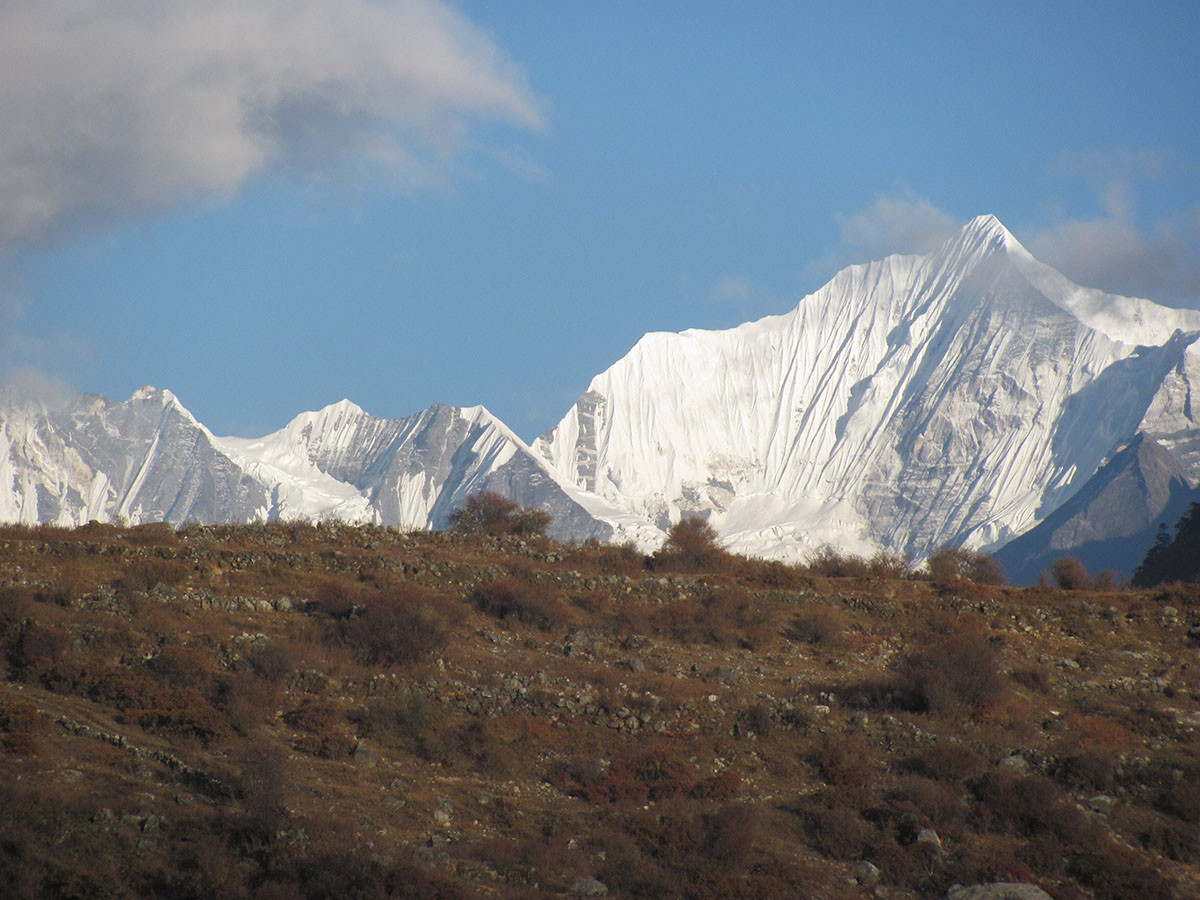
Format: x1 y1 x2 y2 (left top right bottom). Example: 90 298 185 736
1023 148 1200 306
0 0 545 249
708 275 753 303
808 168 1200 309
807 190 960 281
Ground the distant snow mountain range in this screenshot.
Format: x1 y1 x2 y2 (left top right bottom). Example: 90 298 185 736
3 215 1198 579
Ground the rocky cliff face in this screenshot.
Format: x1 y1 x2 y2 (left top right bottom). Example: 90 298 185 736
994 433 1198 584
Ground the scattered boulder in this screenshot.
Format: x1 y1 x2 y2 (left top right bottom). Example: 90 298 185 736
574 876 608 897
352 740 378 768
945 884 1052 900
855 860 880 885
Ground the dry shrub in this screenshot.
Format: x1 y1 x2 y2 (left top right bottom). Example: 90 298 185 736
895 613 1004 715
869 550 914 579
649 517 736 573
654 584 771 649
470 576 568 631
785 604 848 649
807 732 877 788
795 790 875 860
285 700 350 758
924 547 1006 586
336 584 458 665
448 490 551 537
806 545 872 578
1051 556 1091 590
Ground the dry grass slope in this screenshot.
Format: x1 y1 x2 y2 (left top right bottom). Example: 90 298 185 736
0 520 1198 898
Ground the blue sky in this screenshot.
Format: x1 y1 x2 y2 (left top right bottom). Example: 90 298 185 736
2 0 1198 440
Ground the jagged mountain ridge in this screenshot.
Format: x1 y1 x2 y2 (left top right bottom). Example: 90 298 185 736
0 389 612 541
534 215 1200 560
2 215 1198 564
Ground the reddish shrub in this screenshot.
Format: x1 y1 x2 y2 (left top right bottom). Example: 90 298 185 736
924 547 1006 586
806 546 872 578
448 491 551 537
649 516 739 573
1051 556 1091 590
895 613 1004 715
337 585 456 665
785 604 848 649
470 577 567 631
285 700 349 758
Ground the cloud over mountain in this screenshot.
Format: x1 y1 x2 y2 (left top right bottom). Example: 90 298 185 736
0 0 544 247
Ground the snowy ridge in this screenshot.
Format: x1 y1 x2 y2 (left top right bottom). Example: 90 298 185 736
535 215 1200 560
2 215 1198 562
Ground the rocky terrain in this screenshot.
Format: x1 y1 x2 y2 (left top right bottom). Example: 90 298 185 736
1 519 1199 898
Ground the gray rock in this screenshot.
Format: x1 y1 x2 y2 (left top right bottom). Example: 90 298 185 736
997 754 1028 770
916 828 942 848
1087 794 1115 814
574 877 608 898
855 860 881 885
352 740 378 768
945 884 1053 900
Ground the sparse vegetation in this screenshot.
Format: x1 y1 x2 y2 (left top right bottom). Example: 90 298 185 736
0 520 1198 899
447 490 552 537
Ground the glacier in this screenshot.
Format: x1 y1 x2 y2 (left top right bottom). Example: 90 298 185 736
2 214 1198 565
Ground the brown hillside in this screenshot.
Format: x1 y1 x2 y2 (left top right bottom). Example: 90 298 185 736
1 521 1199 899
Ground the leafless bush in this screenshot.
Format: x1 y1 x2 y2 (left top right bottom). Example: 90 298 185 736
1051 556 1091 591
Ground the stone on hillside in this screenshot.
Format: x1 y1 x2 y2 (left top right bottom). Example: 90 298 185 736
855 860 880 885
945 884 1053 900
574 876 608 897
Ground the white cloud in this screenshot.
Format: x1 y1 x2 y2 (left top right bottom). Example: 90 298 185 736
1023 209 1200 306
0 0 545 247
1023 149 1200 306
809 190 960 280
809 176 1200 308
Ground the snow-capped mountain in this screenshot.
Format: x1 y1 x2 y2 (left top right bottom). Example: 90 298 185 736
0 389 612 540
534 215 1200 560
0 387 270 526
3 214 1197 565
215 400 612 539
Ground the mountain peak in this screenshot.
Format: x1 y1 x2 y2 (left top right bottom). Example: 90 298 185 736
951 214 1021 256
319 398 366 418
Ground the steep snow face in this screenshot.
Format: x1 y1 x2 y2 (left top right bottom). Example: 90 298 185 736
535 216 1200 560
